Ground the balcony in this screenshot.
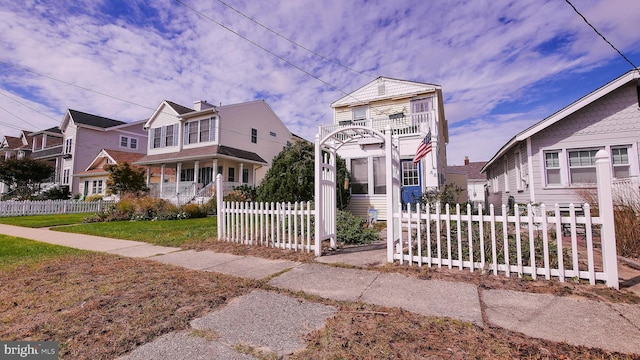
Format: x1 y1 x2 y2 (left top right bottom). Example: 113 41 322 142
319 111 435 140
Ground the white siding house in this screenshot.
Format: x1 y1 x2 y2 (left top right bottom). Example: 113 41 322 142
135 99 293 203
324 77 449 220
58 109 148 194
481 70 640 209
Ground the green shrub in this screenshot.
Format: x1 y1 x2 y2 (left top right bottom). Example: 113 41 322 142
336 210 380 245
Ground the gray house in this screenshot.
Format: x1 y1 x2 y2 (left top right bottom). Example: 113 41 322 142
481 70 640 209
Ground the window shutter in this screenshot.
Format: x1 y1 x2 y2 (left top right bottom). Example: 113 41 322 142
173 124 178 146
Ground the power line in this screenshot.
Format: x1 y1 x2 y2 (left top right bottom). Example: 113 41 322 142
0 90 59 126
215 0 376 80
564 0 639 72
0 103 38 132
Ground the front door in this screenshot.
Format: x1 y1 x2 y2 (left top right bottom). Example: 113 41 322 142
401 160 421 208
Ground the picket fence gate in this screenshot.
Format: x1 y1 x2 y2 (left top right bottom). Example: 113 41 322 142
0 200 113 217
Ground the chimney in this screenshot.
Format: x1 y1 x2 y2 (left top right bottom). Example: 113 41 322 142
464 156 469 165
193 100 215 111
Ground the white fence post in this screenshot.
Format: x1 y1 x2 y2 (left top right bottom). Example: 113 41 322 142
595 150 619 289
216 174 224 241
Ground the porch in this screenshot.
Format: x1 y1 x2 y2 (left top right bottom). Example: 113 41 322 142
319 110 434 139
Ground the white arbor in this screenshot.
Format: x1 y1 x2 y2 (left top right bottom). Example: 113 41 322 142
314 125 401 258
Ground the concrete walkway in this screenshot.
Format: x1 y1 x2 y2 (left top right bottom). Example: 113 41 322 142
1 224 640 357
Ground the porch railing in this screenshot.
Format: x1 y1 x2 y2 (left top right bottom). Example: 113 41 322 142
319 111 434 139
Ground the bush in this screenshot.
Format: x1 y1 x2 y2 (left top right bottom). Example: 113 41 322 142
85 194 103 202
181 204 207 219
39 186 71 200
83 195 190 222
336 210 380 245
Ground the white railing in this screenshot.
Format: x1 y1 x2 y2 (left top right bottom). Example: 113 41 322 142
0 200 113 217
319 111 434 139
218 201 315 252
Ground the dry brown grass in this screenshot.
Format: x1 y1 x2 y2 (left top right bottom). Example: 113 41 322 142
3 241 640 359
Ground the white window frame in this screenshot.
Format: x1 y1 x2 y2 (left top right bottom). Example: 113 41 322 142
568 148 599 185
611 146 630 179
352 106 367 122
543 150 562 187
504 157 510 193
64 138 73 154
63 168 70 185
401 161 419 187
184 118 216 145
515 151 523 191
120 136 129 148
92 180 103 194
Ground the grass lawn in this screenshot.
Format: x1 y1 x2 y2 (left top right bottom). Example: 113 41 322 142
52 216 217 247
0 234 85 267
0 213 93 228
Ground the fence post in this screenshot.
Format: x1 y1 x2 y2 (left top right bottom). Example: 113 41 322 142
595 150 619 289
216 174 223 240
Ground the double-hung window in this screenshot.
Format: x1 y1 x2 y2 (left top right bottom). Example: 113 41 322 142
352 106 367 122
568 149 598 184
544 151 561 186
401 161 419 187
92 180 103 194
120 136 138 149
350 158 368 194
612 147 630 178
64 138 73 154
184 118 216 145
251 128 257 144
152 128 162 148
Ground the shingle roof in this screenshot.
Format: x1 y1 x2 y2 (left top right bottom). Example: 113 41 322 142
102 149 146 164
134 145 267 165
3 136 23 149
447 161 487 180
164 100 194 115
68 109 125 128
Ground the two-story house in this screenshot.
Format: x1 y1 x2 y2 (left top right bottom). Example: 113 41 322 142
28 127 64 190
0 130 33 194
324 77 449 220
58 109 148 194
134 99 292 203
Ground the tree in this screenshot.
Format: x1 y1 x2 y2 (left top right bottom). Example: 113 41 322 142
105 162 148 196
0 158 54 200
256 141 351 209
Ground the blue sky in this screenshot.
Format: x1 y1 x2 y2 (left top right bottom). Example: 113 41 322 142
0 0 638 164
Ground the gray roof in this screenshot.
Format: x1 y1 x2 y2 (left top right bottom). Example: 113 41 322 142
68 109 125 128
134 145 267 165
164 101 194 115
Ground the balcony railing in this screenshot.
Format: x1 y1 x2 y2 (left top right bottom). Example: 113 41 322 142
319 111 435 140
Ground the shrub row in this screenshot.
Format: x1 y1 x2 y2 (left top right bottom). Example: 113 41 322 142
84 195 208 223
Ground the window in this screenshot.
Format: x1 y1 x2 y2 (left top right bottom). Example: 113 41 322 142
504 158 510 192
198 167 213 185
544 151 561 185
242 168 249 183
130 138 137 149
269 131 276 137
63 168 70 184
351 158 368 194
120 136 128 148
217 166 223 175
152 128 162 148
612 147 630 178
251 128 257 144
92 180 103 194
164 124 175 147
184 118 216 145
352 106 367 121
402 161 419 186
515 152 523 190
228 167 235 182
120 136 138 149
64 138 72 154
373 157 386 194
568 149 598 184
180 168 195 182
411 97 433 113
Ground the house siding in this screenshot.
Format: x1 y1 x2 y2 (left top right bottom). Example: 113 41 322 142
346 195 387 220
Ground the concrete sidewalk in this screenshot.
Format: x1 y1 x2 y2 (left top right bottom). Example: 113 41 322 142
2 224 640 357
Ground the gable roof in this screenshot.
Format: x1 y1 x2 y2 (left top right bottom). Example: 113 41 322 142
2 135 23 149
165 100 194 115
481 70 640 173
331 76 441 108
83 148 146 172
67 109 126 129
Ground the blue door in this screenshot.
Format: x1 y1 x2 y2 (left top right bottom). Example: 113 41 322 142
401 160 421 208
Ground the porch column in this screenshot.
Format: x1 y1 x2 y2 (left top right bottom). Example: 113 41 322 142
176 162 182 195
160 164 165 193
194 160 200 186
146 166 151 185
239 163 244 184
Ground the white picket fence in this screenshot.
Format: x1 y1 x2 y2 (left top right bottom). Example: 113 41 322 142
217 201 315 252
0 200 112 217
397 202 606 284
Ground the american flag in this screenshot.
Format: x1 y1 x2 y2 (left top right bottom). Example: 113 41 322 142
413 131 432 164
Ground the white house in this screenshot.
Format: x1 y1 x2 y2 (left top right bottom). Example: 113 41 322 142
58 109 148 195
481 70 640 209
324 77 449 219
134 99 293 203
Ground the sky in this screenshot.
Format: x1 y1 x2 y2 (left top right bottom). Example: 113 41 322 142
0 0 639 165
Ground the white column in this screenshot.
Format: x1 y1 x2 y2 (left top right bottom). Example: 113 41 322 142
176 162 182 195
194 160 200 186
595 150 619 289
239 163 244 183
159 164 165 194
146 165 151 185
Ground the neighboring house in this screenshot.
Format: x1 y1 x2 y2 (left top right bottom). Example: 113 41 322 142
446 156 487 208
58 109 148 194
0 131 33 194
28 127 64 189
481 70 640 209
134 99 293 203
325 77 449 220
75 149 143 199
